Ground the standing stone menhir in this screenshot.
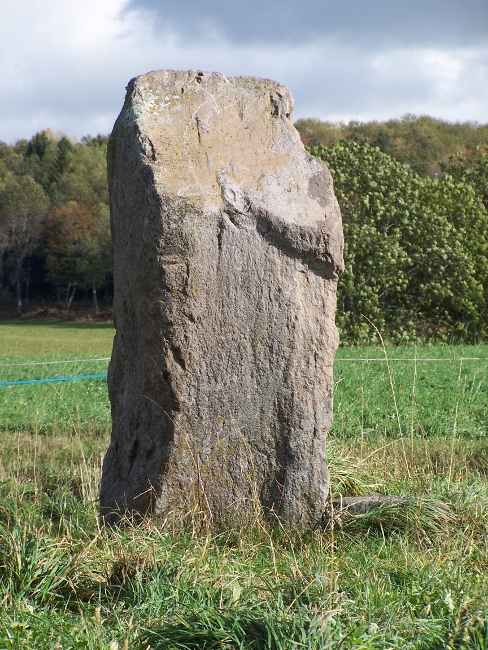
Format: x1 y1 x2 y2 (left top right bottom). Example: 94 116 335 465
100 70 343 529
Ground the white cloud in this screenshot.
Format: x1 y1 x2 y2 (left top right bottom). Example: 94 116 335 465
0 0 152 141
1 0 487 143
363 46 488 122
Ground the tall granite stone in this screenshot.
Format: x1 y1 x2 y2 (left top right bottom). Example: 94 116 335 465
100 70 343 528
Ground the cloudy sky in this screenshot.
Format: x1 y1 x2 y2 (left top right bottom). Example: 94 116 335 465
1 0 487 143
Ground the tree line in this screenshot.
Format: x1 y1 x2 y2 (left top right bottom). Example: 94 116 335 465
296 114 488 177
1 118 488 343
0 131 111 314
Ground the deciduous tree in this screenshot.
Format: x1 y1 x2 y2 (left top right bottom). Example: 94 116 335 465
44 200 112 311
0 173 49 313
310 140 488 343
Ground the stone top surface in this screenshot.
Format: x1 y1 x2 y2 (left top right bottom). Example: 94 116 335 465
114 70 340 235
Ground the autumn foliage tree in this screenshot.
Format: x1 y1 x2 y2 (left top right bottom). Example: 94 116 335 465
45 201 112 311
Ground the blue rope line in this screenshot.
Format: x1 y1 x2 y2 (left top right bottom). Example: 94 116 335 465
1 357 487 387
0 373 107 387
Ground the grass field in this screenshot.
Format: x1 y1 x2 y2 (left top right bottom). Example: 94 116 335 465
0 322 113 435
0 321 115 357
0 323 487 649
334 344 488 440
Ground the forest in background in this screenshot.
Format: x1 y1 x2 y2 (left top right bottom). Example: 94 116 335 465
295 115 488 176
0 131 111 316
1 116 488 342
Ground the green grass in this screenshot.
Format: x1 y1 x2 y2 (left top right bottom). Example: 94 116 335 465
0 322 113 435
0 359 110 435
1 432 487 649
0 321 114 357
0 327 487 648
334 344 488 440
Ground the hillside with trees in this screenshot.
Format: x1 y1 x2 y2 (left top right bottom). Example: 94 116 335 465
1 118 487 343
296 115 488 177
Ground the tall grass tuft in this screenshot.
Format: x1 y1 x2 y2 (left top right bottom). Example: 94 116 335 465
0 341 487 648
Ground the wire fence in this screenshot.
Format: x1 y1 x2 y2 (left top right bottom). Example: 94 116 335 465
0 357 110 387
335 357 488 362
1 354 486 438
1 355 488 388
0 357 110 368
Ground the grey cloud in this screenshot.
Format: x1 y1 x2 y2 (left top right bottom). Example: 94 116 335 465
1 0 487 144
127 0 488 49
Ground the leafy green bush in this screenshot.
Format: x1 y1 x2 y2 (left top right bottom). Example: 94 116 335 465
310 142 488 344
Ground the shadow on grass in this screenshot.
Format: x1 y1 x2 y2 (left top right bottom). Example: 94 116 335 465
0 320 114 330
139 609 339 650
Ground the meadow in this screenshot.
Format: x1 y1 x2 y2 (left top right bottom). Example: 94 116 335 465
0 322 487 649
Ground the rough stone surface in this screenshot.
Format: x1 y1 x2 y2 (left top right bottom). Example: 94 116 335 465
100 70 343 528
